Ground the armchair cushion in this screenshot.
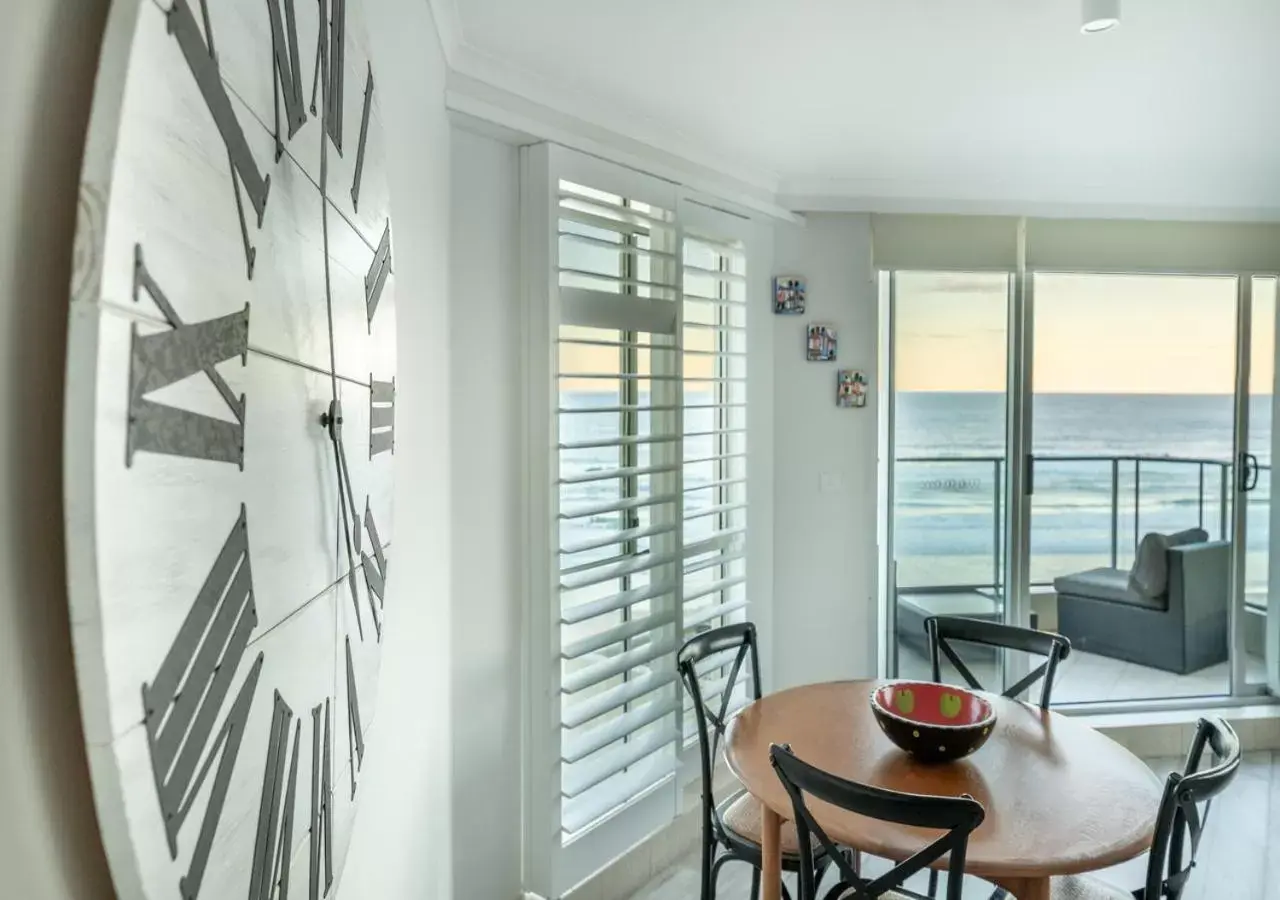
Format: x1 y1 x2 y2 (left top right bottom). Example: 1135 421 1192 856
1128 531 1170 598
1054 567 1168 611
1128 527 1208 599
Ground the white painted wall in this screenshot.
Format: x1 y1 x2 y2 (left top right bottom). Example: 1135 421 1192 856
341 1 455 897
446 124 523 900
0 2 115 897
770 214 880 689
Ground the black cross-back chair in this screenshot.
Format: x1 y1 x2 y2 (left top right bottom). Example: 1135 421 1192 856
922 616 1070 899
770 743 985 900
924 615 1071 710
679 623 830 900
1056 716 1241 900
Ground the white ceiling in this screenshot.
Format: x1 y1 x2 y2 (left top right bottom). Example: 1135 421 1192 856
448 0 1280 216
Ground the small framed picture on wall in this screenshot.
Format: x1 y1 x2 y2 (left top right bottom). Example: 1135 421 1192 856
837 369 868 408
807 324 837 361
774 275 806 314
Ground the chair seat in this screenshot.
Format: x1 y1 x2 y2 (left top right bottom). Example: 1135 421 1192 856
718 791 805 856
1051 875 1135 900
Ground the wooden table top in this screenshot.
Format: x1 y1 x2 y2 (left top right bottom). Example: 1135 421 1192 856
724 680 1163 881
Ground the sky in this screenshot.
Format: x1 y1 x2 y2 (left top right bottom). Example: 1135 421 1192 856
895 272 1278 395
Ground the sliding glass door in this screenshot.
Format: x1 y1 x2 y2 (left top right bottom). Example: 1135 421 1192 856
1027 273 1239 703
884 265 1280 706
885 271 1013 685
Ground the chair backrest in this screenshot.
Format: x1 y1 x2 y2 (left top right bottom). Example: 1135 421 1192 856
924 615 1071 709
1144 716 1241 900
770 744 984 900
677 622 762 824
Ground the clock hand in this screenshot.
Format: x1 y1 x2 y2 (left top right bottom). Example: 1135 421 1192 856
323 401 379 639
334 411 362 558
332 413 382 636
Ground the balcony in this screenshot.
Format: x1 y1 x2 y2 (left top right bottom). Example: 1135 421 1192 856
893 454 1268 703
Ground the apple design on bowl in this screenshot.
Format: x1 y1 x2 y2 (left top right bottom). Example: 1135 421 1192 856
895 687 915 715
870 681 996 764
939 691 963 719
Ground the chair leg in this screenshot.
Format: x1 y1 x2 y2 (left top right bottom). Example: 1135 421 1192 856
699 834 714 900
749 866 761 900
709 853 734 900
927 870 939 898
988 888 1008 900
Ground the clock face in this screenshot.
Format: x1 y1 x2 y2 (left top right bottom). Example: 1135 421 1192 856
65 1 395 898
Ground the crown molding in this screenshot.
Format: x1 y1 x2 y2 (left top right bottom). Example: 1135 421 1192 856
430 17 801 223
780 179 1280 223
446 67 802 224
449 41 781 196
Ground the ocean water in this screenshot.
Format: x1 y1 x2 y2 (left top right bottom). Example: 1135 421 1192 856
894 392 1273 593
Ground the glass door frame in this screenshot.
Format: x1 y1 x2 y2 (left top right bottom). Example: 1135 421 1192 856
1013 265 1274 707
878 267 1019 684
881 258 1280 708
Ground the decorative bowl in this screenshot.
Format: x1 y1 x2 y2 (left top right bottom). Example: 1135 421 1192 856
870 681 996 764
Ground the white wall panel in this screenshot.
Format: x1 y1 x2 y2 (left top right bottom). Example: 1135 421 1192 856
96 1 380 388
772 214 879 688
76 304 342 742
198 0 393 253
64 2 398 899
447 125 521 900
338 0 453 896
83 583 337 900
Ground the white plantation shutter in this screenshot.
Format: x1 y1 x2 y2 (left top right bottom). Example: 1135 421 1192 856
556 179 683 839
524 145 759 895
680 210 751 742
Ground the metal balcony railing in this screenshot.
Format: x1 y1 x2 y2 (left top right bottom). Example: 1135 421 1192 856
894 453 1271 605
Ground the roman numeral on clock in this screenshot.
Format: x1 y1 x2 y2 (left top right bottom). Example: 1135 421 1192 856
364 221 391 328
350 64 374 210
267 0 308 157
129 245 248 469
248 693 302 900
309 699 334 900
310 0 346 152
142 505 263 900
326 0 346 153
344 637 365 799
360 500 387 608
369 379 394 458
168 0 271 278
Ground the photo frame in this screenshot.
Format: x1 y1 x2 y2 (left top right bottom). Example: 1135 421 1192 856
774 275 806 314
837 369 868 408
807 323 837 361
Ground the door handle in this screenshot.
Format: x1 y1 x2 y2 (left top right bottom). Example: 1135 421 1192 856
1240 452 1260 492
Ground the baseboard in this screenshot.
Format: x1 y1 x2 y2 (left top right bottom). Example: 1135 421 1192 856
1089 703 1280 758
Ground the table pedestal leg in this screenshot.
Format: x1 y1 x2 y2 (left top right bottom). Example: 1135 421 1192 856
994 876 1050 900
760 802 782 900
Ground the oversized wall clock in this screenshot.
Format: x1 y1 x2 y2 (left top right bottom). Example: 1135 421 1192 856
64 1 395 898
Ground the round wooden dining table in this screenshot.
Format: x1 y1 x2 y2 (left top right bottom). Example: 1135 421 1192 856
724 680 1163 900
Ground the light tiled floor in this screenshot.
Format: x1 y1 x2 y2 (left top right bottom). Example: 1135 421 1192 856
625 753 1280 900
895 643 1265 705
